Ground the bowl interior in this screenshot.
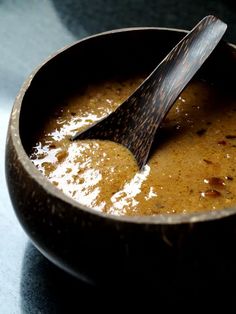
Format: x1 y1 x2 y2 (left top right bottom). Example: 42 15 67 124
18 27 236 222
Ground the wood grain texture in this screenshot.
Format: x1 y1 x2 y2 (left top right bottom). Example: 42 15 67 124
73 16 227 168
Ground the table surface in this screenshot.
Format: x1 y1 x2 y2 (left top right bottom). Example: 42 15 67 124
1 1 236 312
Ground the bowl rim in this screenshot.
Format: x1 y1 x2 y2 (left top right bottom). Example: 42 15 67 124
8 26 236 225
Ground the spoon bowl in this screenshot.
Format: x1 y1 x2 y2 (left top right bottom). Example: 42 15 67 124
5 26 236 286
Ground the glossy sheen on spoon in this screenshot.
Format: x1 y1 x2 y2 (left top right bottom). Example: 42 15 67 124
72 15 227 168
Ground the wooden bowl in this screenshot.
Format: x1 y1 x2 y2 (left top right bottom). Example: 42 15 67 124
5 27 236 286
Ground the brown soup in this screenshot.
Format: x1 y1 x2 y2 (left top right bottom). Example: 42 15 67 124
30 76 236 216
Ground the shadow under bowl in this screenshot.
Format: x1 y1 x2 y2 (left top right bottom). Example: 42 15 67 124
5 27 236 286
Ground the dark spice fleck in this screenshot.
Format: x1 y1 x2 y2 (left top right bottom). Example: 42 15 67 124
203 159 213 164
196 128 207 136
70 112 76 116
206 122 212 125
201 190 221 198
226 176 233 181
204 177 225 188
217 140 227 145
226 135 236 139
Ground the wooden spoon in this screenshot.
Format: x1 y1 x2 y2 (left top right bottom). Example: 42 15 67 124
72 16 227 169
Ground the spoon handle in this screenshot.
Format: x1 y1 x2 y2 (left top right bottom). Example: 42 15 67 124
122 15 227 167
137 16 227 125
73 16 227 169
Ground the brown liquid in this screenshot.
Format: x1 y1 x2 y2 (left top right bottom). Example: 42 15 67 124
30 77 236 216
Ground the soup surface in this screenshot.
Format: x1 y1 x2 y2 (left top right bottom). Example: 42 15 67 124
30 76 236 216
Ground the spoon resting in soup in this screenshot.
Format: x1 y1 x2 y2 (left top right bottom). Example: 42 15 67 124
30 76 236 216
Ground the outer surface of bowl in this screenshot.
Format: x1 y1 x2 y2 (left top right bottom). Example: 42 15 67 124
6 27 236 285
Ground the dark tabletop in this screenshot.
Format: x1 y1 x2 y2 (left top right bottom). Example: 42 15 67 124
0 1 236 313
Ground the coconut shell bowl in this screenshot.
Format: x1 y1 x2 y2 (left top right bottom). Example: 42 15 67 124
5 27 236 286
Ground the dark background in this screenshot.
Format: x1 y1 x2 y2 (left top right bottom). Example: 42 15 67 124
0 1 235 312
